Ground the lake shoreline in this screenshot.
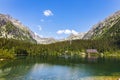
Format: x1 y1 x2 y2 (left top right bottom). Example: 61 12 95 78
1 51 120 61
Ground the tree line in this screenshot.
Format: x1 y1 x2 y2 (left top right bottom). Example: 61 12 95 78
0 37 119 59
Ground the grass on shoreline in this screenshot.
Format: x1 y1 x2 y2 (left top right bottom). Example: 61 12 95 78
80 76 120 80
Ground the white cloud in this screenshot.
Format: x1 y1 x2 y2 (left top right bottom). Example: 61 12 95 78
57 29 78 35
43 10 53 17
38 25 42 31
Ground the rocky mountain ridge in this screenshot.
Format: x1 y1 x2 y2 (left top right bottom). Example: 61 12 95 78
33 33 57 44
83 10 120 39
65 32 86 40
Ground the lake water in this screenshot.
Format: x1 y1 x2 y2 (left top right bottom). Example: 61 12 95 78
0 56 120 80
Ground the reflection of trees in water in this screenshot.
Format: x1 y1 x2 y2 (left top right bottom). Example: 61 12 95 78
0 58 34 80
5 65 33 80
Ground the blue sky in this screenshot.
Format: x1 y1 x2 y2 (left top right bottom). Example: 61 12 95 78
0 0 120 39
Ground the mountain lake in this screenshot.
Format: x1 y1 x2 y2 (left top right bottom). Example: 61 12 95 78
0 56 120 80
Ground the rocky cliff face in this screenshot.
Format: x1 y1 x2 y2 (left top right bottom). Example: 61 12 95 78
0 14 56 44
83 11 120 39
0 14 36 43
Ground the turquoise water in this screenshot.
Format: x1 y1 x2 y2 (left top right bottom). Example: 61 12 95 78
0 56 120 80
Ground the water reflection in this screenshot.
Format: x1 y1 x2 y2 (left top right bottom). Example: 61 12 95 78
0 56 120 80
